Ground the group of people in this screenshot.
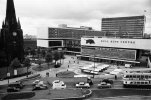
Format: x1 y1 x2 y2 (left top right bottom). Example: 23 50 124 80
68 56 79 69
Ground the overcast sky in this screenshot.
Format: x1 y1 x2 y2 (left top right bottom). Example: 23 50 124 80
0 0 151 35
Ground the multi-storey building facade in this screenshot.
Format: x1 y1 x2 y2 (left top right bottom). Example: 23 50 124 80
37 25 104 55
102 16 145 38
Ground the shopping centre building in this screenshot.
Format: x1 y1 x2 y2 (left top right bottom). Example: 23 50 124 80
80 36 151 67
37 25 104 55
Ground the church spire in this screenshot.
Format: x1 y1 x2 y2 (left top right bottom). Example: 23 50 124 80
6 0 17 28
2 21 5 28
17 18 21 28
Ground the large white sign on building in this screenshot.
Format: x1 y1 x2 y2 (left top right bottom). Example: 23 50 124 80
81 37 151 50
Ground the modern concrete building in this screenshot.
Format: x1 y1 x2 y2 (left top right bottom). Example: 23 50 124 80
37 25 104 55
80 36 151 67
102 16 145 38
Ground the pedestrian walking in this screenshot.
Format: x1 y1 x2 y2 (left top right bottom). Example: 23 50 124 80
46 72 49 77
115 75 117 80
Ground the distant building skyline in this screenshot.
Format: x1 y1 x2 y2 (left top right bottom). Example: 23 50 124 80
102 15 145 38
23 34 37 39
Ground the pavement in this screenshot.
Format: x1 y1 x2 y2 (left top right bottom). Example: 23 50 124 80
0 55 150 86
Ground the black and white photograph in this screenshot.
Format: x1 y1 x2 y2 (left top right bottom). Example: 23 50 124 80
0 0 151 99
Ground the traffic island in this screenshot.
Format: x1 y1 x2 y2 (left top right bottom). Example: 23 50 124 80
56 71 76 78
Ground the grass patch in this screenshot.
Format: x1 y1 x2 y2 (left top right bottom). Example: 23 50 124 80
31 89 88 99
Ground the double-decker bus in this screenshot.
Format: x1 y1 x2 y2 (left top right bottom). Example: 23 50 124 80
123 73 151 88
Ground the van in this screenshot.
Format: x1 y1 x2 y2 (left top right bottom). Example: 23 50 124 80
52 80 66 89
125 64 132 68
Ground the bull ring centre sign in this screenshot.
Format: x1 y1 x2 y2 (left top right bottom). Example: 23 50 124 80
100 40 135 44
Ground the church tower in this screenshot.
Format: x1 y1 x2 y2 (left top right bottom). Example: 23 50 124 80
0 0 24 66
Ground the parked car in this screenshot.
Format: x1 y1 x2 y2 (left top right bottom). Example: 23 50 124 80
76 82 90 88
52 80 66 89
7 81 24 92
98 82 111 89
7 87 20 92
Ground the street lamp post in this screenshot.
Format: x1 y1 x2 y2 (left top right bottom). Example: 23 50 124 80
93 55 95 78
7 72 10 85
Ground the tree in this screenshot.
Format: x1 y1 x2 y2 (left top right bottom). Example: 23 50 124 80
31 49 36 59
10 58 21 69
24 49 28 57
53 51 60 67
23 58 31 77
60 51 65 64
45 53 53 67
47 49 52 53
36 48 41 58
60 51 65 59
24 47 31 57
38 58 42 68
58 51 64 64
41 49 46 58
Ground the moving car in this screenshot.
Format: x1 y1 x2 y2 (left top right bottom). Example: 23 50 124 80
76 82 90 88
32 80 48 90
33 80 40 86
32 83 48 90
98 82 111 89
52 80 66 89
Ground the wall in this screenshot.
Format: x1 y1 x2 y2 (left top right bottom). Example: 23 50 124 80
37 40 48 47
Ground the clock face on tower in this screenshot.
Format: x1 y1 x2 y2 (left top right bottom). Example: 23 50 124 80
13 32 17 36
